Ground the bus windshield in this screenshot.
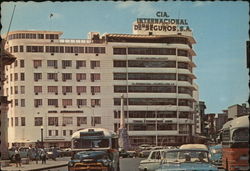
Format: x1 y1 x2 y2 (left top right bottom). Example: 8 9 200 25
232 128 249 141
73 138 110 149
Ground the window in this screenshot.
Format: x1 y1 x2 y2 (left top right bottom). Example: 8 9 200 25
48 117 58 126
70 130 73 135
45 34 59 39
85 47 105 54
14 73 18 81
15 117 18 126
48 86 58 94
91 99 101 106
92 116 101 125
34 117 42 126
21 99 25 107
62 73 72 81
34 73 42 81
45 46 64 53
47 60 58 68
15 99 18 106
20 60 25 67
91 86 100 94
113 60 126 67
47 73 58 80
62 86 72 94
20 73 25 81
65 46 84 53
19 46 24 52
14 86 18 94
90 61 100 69
34 86 42 94
77 117 87 126
21 117 25 126
90 73 100 82
76 60 86 68
55 130 59 136
63 130 66 136
77 99 87 106
49 130 52 136
63 117 73 126
128 48 176 55
76 73 86 81
13 46 18 53
20 86 25 94
26 46 44 53
33 60 42 68
11 118 13 127
62 60 72 68
38 34 44 39
113 48 127 55
76 86 86 94
34 99 42 107
48 99 58 106
62 99 72 107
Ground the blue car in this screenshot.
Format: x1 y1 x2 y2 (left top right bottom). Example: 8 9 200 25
209 144 222 168
156 149 218 171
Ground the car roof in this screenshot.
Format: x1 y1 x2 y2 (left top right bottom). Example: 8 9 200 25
166 149 209 152
179 144 208 150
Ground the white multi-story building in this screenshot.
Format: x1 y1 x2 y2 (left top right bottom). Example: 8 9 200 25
4 18 198 147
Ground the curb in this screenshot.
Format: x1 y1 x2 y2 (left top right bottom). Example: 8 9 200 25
29 163 68 171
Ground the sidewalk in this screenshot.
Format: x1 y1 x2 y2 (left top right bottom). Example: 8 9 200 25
1 157 70 171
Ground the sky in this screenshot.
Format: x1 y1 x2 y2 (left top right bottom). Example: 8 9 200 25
1 1 249 114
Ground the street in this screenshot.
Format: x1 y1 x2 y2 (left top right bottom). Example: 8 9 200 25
43 158 225 171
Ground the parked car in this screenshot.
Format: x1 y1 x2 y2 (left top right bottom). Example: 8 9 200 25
209 144 222 168
139 150 151 158
156 149 218 171
8 147 29 161
138 149 166 171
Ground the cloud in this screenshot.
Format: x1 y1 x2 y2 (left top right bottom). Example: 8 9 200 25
193 1 211 7
115 2 156 17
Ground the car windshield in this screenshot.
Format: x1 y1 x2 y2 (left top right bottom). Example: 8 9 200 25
73 138 110 149
163 150 209 163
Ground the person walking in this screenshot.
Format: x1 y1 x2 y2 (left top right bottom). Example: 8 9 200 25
34 147 40 164
52 147 58 161
40 149 47 164
14 148 22 167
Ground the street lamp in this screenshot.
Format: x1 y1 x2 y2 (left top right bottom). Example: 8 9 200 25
40 126 44 148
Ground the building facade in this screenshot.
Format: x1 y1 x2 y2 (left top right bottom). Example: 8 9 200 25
0 40 16 159
3 17 198 147
228 103 249 119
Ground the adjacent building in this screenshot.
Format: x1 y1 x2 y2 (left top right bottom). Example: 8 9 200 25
228 103 249 119
3 14 199 147
0 39 16 159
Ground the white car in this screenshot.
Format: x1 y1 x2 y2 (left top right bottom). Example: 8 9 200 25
138 149 166 171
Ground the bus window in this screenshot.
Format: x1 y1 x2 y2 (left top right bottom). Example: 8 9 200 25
222 129 230 141
232 128 249 141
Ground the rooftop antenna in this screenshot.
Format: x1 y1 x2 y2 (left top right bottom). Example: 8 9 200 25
5 4 16 45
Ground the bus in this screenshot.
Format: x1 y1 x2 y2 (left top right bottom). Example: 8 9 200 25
221 115 249 171
68 128 120 171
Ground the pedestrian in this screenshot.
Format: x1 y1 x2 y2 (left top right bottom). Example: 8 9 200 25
34 147 40 164
27 146 33 161
14 148 22 167
40 149 47 164
52 147 58 161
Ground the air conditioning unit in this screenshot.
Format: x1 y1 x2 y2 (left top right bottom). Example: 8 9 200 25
54 66 58 69
51 53 54 55
78 105 81 108
78 93 81 95
63 106 67 108
62 124 66 126
75 53 78 56
55 92 58 95
62 79 66 82
55 105 58 108
77 80 80 82
34 79 38 82
35 92 38 95
92 92 95 95
63 92 66 95
54 79 58 82
35 105 38 108
95 54 99 56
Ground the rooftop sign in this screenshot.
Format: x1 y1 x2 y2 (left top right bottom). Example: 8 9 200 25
133 11 191 35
